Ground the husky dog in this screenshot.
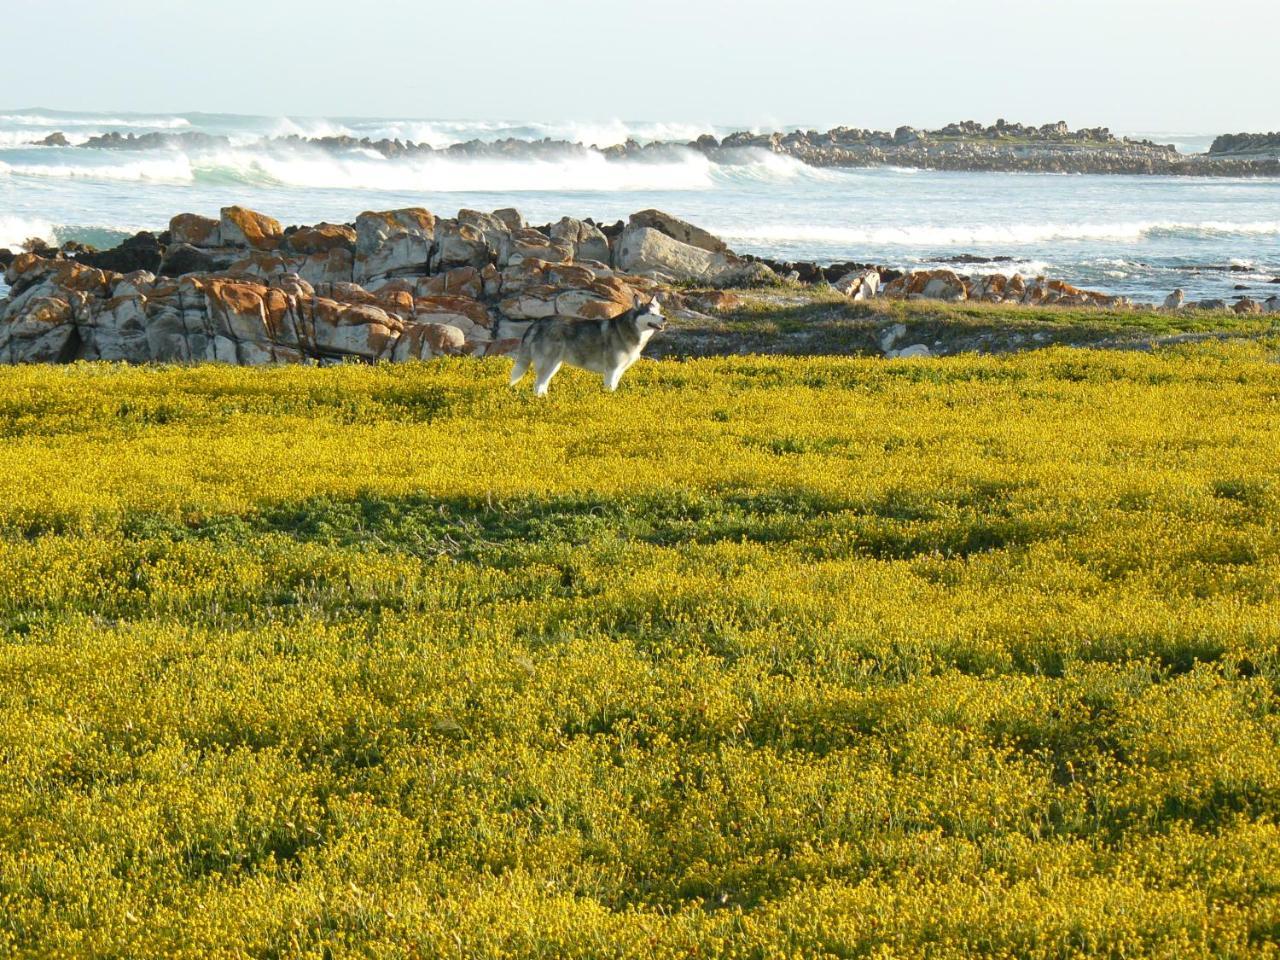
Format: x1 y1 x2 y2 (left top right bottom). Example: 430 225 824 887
509 294 667 396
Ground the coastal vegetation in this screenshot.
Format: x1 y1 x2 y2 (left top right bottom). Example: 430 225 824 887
2 341 1280 956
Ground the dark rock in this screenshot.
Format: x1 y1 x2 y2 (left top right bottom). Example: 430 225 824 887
73 231 164 274
938 254 1015 265
35 132 70 147
158 242 221 277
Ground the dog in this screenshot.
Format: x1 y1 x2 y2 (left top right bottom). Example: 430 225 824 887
509 294 666 396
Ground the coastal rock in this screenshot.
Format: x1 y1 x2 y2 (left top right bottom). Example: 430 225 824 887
73 231 165 275
550 217 610 264
612 225 770 286
507 229 574 265
391 322 468 361
169 213 221 248
220 206 283 251
355 208 436 283
419 265 484 299
491 208 525 232
1265 297 1280 314
1233 298 1263 315
883 269 968 302
879 323 907 353
459 210 514 266
833 269 879 300
0 296 78 363
431 218 491 272
889 344 931 359
82 291 152 362
283 223 357 255
307 298 403 360
628 209 728 254
1164 289 1185 309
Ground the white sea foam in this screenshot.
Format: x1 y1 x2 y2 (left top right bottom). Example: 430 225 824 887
0 112 193 130
1 154 196 184
0 215 54 250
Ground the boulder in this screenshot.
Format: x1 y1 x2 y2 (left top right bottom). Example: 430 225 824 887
492 208 525 232
499 285 560 320
883 269 967 302
612 226 770 287
458 210 513 266
1265 296 1280 314
82 293 152 362
418 265 484 299
1163 289 1185 310
833 269 879 300
160 243 236 277
1233 298 1263 315
628 209 728 254
431 218 491 272
879 322 907 353
169 213 221 247
307 298 403 360
355 208 435 283
74 231 164 275
0 296 79 363
283 223 357 255
220 206 283 251
554 280 635 320
507 229 574 266
391 322 468 362
550 217 610 264
889 344 931 359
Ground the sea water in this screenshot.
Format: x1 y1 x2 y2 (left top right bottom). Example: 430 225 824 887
2 109 1278 302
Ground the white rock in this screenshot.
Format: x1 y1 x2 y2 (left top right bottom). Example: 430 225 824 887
879 322 907 353
894 344 931 359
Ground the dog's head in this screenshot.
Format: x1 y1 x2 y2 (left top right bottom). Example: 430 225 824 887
631 294 666 332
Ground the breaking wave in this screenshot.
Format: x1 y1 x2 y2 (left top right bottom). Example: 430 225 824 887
0 216 139 252
0 111 193 130
0 142 857 193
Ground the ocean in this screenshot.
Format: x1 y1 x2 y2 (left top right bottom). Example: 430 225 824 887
2 109 1279 302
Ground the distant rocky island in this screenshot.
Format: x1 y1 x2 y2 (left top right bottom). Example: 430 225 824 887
30 119 1280 176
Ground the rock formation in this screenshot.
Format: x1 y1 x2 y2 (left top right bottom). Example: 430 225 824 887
0 206 765 365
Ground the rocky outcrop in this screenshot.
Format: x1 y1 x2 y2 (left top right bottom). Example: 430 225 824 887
628 210 728 254
35 119 1280 177
1208 132 1280 156
883 269 1128 308
0 204 681 366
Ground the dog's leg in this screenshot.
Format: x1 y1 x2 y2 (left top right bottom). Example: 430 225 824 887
533 361 562 397
603 365 624 392
509 353 530 386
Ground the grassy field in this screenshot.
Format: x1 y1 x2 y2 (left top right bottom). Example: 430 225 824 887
2 344 1280 957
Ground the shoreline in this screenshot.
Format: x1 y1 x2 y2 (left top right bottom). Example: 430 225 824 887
2 204 1277 367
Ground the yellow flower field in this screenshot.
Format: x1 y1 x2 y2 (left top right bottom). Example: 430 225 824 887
1 345 1279 958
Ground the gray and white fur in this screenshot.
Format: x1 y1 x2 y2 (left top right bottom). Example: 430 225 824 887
509 295 666 396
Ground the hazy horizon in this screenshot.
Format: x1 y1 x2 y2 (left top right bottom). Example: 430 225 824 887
2 0 1277 134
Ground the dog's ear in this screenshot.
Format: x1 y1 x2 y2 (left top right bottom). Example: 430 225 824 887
649 294 662 309
632 292 646 310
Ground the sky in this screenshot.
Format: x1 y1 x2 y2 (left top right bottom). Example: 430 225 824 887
1 0 1277 133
